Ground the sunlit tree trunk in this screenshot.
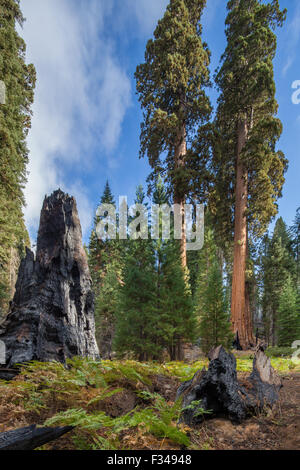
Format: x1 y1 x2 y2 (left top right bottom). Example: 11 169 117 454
231 118 254 350
174 121 187 269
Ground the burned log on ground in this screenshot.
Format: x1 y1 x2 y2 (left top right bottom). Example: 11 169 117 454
0 425 73 450
0 190 99 369
177 346 282 426
0 368 19 381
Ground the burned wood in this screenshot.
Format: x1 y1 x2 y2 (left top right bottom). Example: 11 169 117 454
177 346 282 426
0 368 19 381
0 190 99 368
0 425 74 451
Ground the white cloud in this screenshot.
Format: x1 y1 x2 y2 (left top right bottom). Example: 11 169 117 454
19 0 131 239
21 0 212 241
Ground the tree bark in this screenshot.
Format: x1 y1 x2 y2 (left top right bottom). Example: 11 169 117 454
174 122 187 269
173 118 187 361
174 90 187 270
231 119 254 350
245 238 255 347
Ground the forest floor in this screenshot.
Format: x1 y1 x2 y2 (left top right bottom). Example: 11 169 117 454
0 355 299 451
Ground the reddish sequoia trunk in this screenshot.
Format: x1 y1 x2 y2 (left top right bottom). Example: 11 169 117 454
231 119 254 350
172 104 187 361
174 123 187 269
245 239 255 347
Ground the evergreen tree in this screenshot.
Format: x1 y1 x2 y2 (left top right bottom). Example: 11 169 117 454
278 276 300 347
95 258 123 358
194 226 219 308
198 261 233 355
261 219 296 345
135 0 211 268
194 226 233 354
0 0 35 311
88 181 118 294
114 237 160 361
159 240 196 360
212 0 287 349
290 207 300 290
114 186 161 361
88 181 125 356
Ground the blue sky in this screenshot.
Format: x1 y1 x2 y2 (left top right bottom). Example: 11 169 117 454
19 0 300 244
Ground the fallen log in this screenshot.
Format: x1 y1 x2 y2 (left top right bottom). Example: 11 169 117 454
177 345 282 426
0 425 74 451
0 368 19 381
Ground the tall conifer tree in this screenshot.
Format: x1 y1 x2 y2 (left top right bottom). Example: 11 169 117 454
0 0 36 312
212 0 287 349
135 0 211 268
159 240 196 360
261 219 296 345
278 276 300 348
88 181 118 294
114 186 161 361
290 207 300 290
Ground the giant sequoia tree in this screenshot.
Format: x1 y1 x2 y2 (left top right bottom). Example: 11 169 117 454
212 0 287 349
0 0 35 310
135 0 211 268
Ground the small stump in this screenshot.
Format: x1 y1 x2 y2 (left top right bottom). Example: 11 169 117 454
177 346 282 425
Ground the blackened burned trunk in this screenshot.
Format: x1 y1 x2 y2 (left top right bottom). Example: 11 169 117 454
0 190 99 369
0 425 73 450
177 346 282 425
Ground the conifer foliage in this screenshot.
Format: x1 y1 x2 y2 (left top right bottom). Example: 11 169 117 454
159 240 196 360
212 0 287 349
88 182 123 357
278 276 300 348
261 218 298 346
194 226 233 354
0 0 36 312
135 0 211 268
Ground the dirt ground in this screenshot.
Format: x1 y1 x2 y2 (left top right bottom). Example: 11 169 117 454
187 373 300 450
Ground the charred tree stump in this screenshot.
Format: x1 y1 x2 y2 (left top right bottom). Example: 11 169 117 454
0 425 73 450
177 346 282 425
0 190 99 369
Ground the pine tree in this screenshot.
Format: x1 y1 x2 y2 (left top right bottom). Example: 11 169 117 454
0 0 35 311
290 207 300 290
95 258 123 358
114 186 162 361
88 181 118 294
278 276 300 347
135 0 211 269
194 226 219 308
261 219 296 345
88 181 125 356
198 261 233 355
212 0 287 349
194 225 233 354
114 238 161 361
159 240 196 360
